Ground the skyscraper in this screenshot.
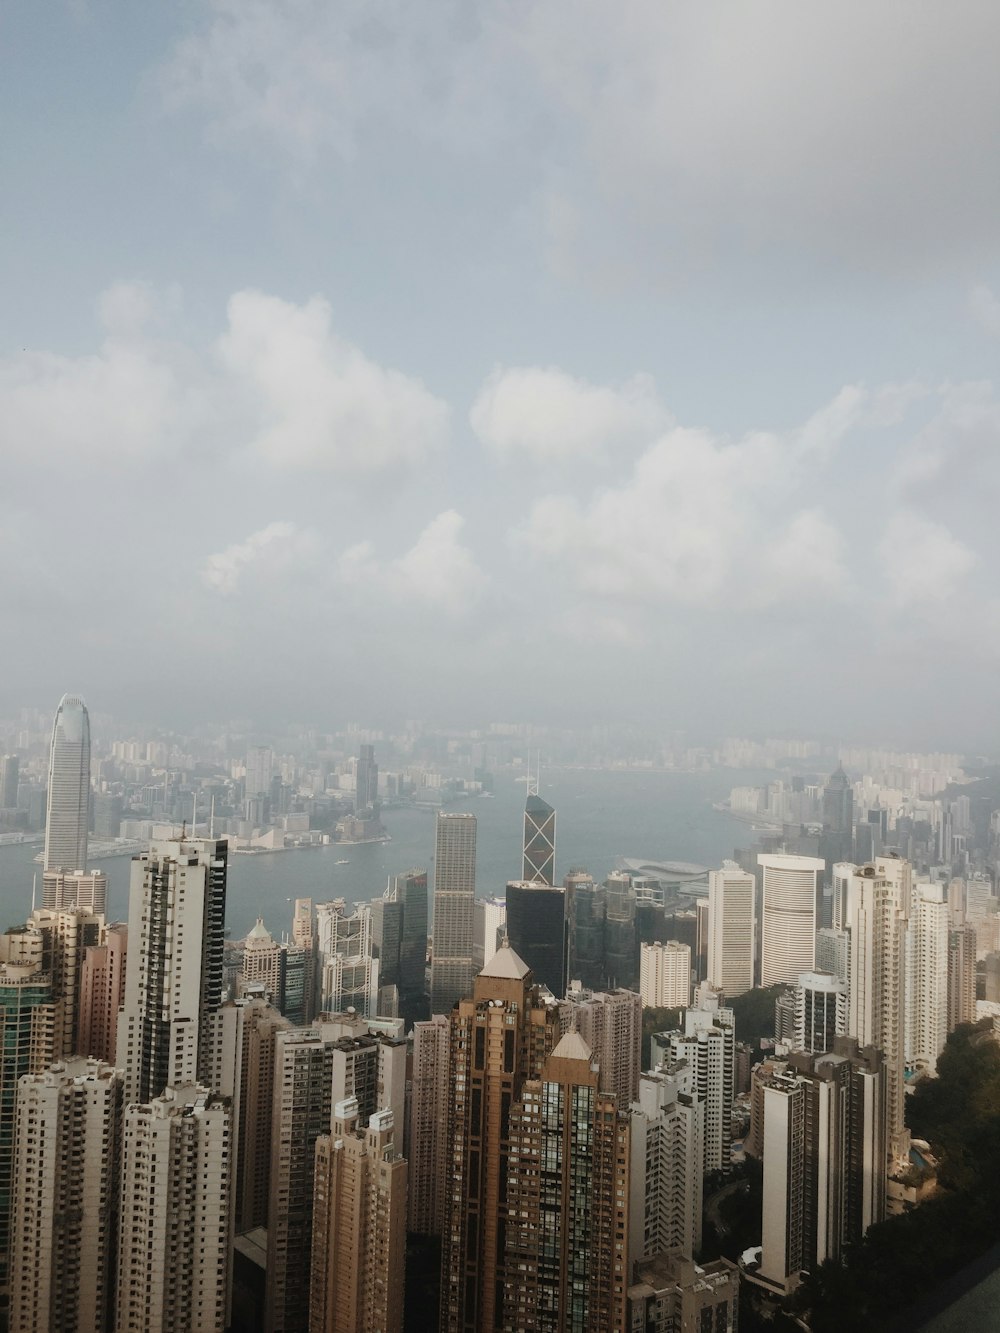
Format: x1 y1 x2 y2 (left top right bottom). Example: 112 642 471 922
407 1015 450 1236
560 983 642 1109
522 791 556 884
639 940 692 1009
652 988 735 1175
1 754 19 809
355 743 379 817
759 854 825 988
502 1031 631 1332
116 1083 233 1333
567 871 605 989
430 812 476 1014
629 1070 704 1263
707 861 756 998
79 920 128 1064
604 871 639 990
906 881 949 1073
41 867 107 914
9 1057 123 1333
292 898 318 1023
310 1101 407 1333
505 878 569 997
793 971 847 1054
440 946 561 1333
116 836 228 1104
472 894 506 973
43 694 90 873
820 765 854 869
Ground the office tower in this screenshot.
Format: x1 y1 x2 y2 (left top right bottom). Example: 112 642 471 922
694 897 710 983
0 962 55 1318
794 971 847 1054
843 857 909 1164
310 1101 407 1333
407 1015 450 1236
502 1032 631 1333
267 1029 337 1333
561 982 642 1108
522 791 556 884
9 1057 123 1333
567 871 605 989
815 926 850 986
505 878 569 997
629 1070 704 1263
440 947 562 1333
640 940 691 1009
25 906 103 1058
394 869 429 1022
757 1040 886 1293
116 836 228 1104
472 894 506 972
0 754 18 809
604 871 639 989
759 854 825 987
707 861 756 998
240 917 284 1002
116 1083 233 1333
651 989 734 1174
92 791 123 837
41 867 107 914
355 743 379 816
370 885 403 990
43 694 90 873
906 882 949 1072
430 812 476 1014
245 744 273 800
292 898 318 1023
627 1253 739 1333
820 765 854 868
280 941 309 1024
319 903 381 1018
947 923 977 1031
79 920 128 1063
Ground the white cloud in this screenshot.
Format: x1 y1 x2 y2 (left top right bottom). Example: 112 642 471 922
970 285 1000 337
878 511 976 607
217 290 449 473
471 365 667 462
202 521 319 594
338 510 487 614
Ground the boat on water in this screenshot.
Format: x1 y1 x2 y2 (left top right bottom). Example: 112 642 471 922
335 858 350 865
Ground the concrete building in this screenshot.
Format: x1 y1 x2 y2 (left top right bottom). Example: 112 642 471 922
0 754 18 810
794 971 847 1055
240 918 284 1003
316 900 381 1018
759 854 825 987
757 1040 885 1294
907 881 949 1072
626 1253 739 1333
43 694 90 873
117 837 228 1105
407 1015 450 1236
291 898 318 1024
21 906 103 1059
79 921 128 1064
505 878 569 997
309 1101 407 1333
40 868 107 914
0 961 55 1310
502 1031 631 1332
948 923 977 1031
9 1057 123 1333
560 982 642 1109
472 895 506 973
430 812 477 1014
116 1083 233 1333
639 940 692 1009
651 988 735 1174
440 946 562 1333
843 857 910 1165
707 861 756 998
629 1070 704 1263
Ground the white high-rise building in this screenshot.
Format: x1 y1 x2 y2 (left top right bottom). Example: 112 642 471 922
652 988 735 1174
793 971 847 1054
116 837 228 1104
907 880 950 1073
316 900 381 1016
472 895 507 972
116 1083 233 1333
707 861 756 998
759 854 825 988
41 868 107 914
43 694 90 873
9 1057 123 1333
628 1070 704 1263
843 857 910 1164
640 940 691 1009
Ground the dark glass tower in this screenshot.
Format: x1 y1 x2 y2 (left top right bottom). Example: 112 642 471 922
356 743 380 817
567 871 606 990
821 766 854 867
522 793 556 885
603 872 638 991
505 880 569 997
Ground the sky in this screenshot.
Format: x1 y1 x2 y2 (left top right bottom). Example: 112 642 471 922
3 1 1000 746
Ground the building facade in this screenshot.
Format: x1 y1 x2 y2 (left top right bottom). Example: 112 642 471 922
707 861 756 998
43 694 90 874
759 854 825 988
430 813 477 1015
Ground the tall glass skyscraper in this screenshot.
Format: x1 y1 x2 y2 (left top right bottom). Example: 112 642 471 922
430 813 476 1013
43 694 90 873
522 792 556 884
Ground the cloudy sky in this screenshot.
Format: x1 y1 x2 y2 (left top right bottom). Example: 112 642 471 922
4 1 1000 744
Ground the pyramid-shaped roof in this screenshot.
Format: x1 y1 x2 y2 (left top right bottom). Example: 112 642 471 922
479 944 531 980
550 1030 592 1062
